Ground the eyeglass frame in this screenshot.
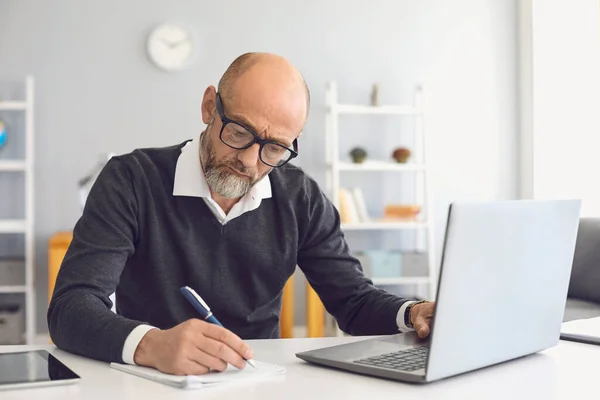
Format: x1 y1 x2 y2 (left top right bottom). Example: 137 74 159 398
215 92 299 168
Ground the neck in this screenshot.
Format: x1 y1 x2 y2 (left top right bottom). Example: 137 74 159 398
210 191 241 214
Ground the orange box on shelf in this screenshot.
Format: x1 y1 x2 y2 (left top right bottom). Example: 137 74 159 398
383 204 421 220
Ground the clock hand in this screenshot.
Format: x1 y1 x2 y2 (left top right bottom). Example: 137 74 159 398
160 38 189 49
170 38 190 48
160 38 174 48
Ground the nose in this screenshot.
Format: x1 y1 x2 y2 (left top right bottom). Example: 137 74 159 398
237 143 261 170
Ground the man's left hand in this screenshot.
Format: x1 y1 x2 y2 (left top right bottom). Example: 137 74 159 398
410 301 435 338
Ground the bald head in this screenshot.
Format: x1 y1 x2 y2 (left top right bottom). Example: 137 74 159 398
199 53 308 200
218 52 310 122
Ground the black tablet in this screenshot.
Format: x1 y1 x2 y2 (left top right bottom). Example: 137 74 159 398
0 350 80 391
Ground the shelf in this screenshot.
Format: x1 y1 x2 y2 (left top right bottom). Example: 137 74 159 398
371 277 430 285
342 221 428 230
0 160 27 171
332 104 421 115
0 101 27 111
336 161 426 172
1 76 35 345
0 219 27 233
0 285 27 294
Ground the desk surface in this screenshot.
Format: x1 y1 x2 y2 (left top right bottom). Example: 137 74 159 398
1 336 597 399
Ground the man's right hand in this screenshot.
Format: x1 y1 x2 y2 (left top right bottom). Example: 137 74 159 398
133 319 254 375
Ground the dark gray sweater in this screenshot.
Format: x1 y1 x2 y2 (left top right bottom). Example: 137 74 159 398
47 140 409 363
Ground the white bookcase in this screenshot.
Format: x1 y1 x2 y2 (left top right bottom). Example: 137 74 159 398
0 76 35 344
324 81 436 335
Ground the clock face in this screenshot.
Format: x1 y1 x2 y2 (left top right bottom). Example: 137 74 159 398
147 23 196 72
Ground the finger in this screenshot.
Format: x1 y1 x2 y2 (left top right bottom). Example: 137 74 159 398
186 319 254 361
182 320 246 369
414 316 431 338
185 360 211 375
189 347 229 372
423 303 435 317
415 303 434 319
201 335 247 370
203 324 254 360
173 359 210 376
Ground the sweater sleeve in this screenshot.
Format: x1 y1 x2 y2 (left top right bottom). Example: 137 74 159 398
47 157 145 363
296 177 410 336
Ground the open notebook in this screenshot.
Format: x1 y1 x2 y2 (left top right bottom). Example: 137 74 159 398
560 317 600 346
110 360 285 389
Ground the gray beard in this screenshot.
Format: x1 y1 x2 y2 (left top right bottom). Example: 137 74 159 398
199 130 256 199
206 168 253 199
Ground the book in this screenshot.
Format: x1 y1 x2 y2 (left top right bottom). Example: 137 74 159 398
560 317 600 346
338 188 359 223
351 187 370 223
110 360 285 390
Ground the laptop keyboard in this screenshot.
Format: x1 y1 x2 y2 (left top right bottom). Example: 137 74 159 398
353 346 429 372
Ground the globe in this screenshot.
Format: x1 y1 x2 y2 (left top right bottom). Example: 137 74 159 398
0 120 6 149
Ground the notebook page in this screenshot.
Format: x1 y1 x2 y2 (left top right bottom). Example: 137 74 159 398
110 360 285 389
183 360 285 386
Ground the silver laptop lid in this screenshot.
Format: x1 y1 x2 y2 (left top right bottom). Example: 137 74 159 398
426 199 581 381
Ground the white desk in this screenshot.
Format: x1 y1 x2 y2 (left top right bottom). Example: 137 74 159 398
1 336 598 399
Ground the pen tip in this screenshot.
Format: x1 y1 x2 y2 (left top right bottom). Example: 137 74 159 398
246 359 257 368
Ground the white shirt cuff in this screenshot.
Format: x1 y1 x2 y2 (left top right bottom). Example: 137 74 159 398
396 301 417 332
122 324 157 365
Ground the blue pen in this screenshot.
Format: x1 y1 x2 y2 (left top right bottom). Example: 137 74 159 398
180 286 256 368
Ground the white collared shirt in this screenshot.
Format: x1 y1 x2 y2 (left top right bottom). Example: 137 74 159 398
172 135 272 224
121 135 413 365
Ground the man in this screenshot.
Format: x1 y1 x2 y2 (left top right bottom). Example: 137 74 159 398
48 52 435 376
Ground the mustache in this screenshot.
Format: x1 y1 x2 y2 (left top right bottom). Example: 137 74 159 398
218 158 256 178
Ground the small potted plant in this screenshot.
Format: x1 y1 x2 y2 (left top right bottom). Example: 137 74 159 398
349 147 367 163
392 147 411 163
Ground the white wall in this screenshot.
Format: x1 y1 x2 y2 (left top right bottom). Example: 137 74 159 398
0 0 519 333
521 0 600 214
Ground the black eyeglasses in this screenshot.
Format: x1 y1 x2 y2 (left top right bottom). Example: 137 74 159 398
215 92 299 168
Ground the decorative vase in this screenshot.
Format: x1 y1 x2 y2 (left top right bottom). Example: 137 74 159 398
392 147 411 163
349 147 367 163
370 84 380 106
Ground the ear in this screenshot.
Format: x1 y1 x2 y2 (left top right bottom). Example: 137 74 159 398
201 86 217 125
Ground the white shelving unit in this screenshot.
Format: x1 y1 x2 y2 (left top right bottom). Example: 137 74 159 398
0 160 27 171
0 220 28 233
324 81 436 335
0 76 35 344
0 285 27 294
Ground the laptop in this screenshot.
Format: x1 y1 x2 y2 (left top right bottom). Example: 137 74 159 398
296 199 581 383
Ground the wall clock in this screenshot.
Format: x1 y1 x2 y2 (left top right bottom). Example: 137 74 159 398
147 23 197 72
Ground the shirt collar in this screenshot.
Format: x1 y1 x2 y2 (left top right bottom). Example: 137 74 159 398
172 135 272 200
